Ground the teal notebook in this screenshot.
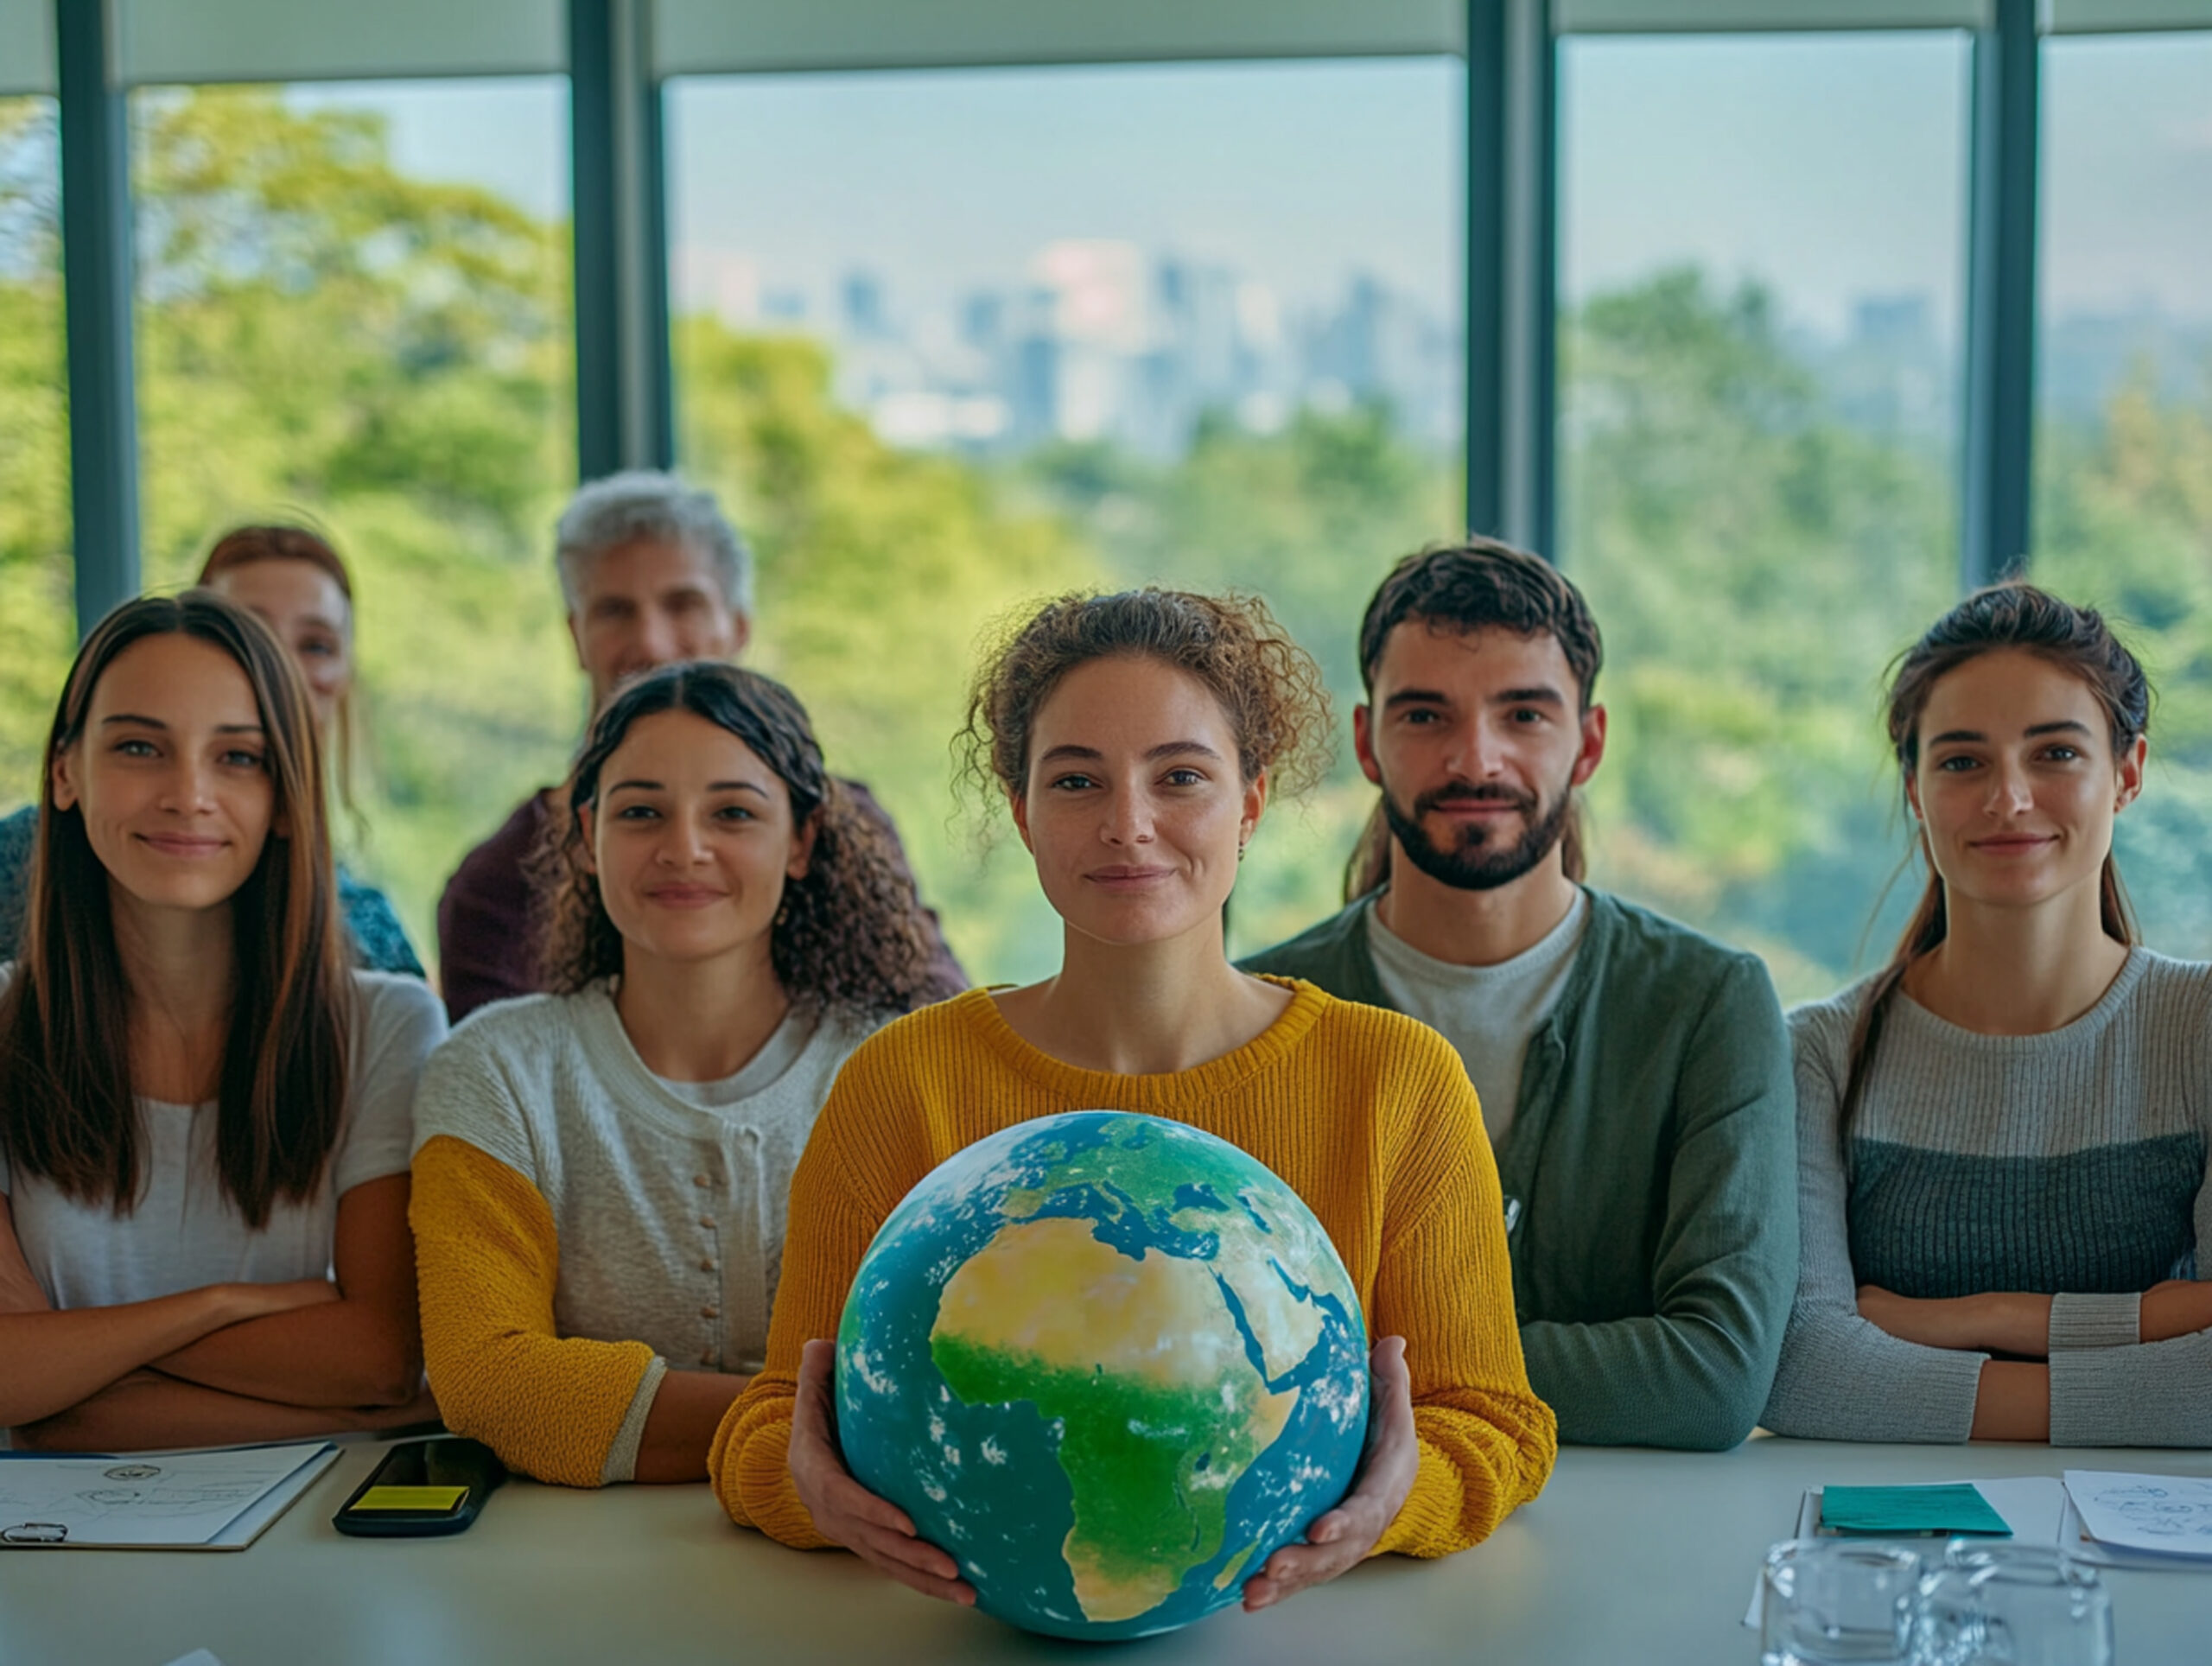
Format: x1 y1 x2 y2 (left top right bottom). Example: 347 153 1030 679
1819 1483 2012 1538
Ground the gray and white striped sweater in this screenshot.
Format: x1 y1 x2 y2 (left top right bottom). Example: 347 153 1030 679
1764 949 2212 1447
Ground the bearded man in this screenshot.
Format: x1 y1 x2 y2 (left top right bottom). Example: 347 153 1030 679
1243 539 1797 1450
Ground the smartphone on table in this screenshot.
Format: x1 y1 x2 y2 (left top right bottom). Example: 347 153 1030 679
333 1435 505 1537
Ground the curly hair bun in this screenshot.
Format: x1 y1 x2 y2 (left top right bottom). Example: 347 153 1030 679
957 588 1333 811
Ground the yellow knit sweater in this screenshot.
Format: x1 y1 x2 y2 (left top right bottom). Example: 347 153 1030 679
411 1135 658 1487
709 981 1556 1559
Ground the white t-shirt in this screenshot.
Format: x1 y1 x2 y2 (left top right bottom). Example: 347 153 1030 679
1366 890 1589 1141
0 967 446 1309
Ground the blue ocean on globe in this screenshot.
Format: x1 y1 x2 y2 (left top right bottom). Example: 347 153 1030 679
836 1110 1370 1641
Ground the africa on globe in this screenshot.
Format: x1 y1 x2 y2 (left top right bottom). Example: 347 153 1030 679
836 1110 1370 1640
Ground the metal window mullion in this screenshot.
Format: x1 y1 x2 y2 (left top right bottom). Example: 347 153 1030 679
55 0 140 634
569 0 672 481
1465 0 1556 556
1466 0 1505 539
1509 0 1558 561
638 76 672 467
1958 0 2038 588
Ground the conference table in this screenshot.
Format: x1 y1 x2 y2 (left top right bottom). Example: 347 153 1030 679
4 1434 2207 1664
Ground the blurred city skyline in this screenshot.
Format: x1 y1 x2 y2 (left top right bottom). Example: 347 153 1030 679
263 32 2211 457
675 238 1460 455
301 38 2211 322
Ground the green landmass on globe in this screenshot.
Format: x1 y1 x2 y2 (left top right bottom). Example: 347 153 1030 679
838 1110 1370 1639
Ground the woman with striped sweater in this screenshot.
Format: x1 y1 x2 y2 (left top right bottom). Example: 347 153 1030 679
1765 582 2212 1447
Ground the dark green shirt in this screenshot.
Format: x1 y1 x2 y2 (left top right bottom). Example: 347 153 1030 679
1242 887 1796 1449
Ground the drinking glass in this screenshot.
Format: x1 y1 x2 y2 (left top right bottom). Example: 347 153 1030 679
1761 1540 1923 1666
1913 1542 2113 1666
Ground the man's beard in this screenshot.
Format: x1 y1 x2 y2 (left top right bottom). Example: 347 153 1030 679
1379 777 1573 893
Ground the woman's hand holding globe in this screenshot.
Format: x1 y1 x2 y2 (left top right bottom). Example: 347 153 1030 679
1241 1336 1420 1612
788 1330 1417 1616
788 1339 978 1607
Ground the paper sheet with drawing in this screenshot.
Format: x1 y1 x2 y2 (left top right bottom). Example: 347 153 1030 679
0 1443 334 1548
2063 1471 2212 1560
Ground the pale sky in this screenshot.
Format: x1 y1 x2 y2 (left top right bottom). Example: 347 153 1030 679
1560 34 1969 341
664 60 1460 322
2040 33 2212 321
284 28 2212 342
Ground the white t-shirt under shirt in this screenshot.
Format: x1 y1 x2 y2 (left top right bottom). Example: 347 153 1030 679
1366 889 1589 1141
0 967 446 1309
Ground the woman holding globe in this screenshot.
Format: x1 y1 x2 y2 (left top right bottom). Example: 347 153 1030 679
709 589 1556 1621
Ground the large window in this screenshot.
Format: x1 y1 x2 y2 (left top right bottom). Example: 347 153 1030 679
1556 32 1970 1001
2034 31 2212 958
0 95 70 806
127 78 576 962
667 60 1463 982
22 13 2206 997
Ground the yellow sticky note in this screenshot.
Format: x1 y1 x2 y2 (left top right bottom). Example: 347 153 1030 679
353 1485 467 1512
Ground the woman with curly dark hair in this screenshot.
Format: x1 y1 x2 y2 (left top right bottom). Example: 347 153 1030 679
709 589 1555 1619
409 662 938 1486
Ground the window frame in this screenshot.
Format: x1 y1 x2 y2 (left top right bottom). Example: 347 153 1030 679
28 0 2212 637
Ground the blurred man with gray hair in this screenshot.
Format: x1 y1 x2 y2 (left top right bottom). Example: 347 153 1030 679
435 469 964 1021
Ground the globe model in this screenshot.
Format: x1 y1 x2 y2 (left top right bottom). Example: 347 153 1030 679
836 1110 1370 1640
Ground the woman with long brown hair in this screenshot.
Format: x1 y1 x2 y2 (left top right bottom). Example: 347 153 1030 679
1764 582 2212 1447
410 661 939 1487
0 523 423 976
709 589 1553 1616
0 593 445 1450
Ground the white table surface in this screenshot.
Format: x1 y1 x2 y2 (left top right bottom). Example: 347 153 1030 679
4 1434 2208 1665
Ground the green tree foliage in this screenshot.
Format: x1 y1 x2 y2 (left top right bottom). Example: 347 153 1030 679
0 99 73 795
1562 269 2212 994
5 91 2208 995
132 88 571 549
0 87 1116 982
1027 404 1456 695
121 87 581 957
1560 268 1957 997
674 320 1101 982
2040 354 2212 957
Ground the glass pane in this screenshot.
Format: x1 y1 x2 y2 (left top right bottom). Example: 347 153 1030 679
667 61 1462 981
1557 33 1969 1002
2034 32 2212 958
130 79 575 966
0 94 72 811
